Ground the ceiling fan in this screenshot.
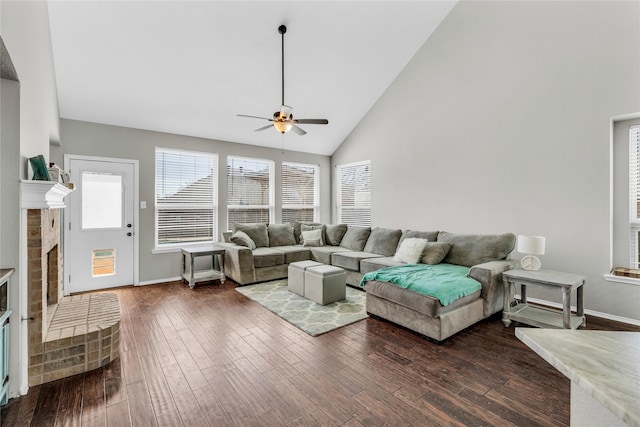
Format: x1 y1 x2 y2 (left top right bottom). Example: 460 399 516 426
237 25 328 136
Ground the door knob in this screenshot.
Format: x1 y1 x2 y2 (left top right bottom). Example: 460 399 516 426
127 224 132 228
127 232 132 237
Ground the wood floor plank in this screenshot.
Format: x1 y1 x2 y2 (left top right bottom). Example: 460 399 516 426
3 279 638 427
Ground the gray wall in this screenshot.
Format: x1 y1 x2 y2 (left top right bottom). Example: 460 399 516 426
332 1 640 321
1 0 60 178
57 119 331 283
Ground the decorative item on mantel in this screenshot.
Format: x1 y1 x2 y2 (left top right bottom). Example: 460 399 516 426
47 163 73 189
28 155 51 181
517 235 545 271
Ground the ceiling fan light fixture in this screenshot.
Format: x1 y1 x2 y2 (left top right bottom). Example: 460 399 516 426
274 121 293 133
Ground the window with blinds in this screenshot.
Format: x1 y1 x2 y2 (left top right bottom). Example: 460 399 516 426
227 156 274 229
155 148 218 247
282 162 319 223
336 160 371 227
629 125 640 268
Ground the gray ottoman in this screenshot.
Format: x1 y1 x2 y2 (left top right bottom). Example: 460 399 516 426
288 260 323 296
304 265 346 305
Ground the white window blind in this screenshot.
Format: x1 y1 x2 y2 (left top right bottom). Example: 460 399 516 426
227 156 274 228
336 160 371 227
629 125 640 268
282 162 319 223
155 148 218 247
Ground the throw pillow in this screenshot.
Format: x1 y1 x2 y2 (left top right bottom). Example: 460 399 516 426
301 229 323 247
230 230 257 250
325 224 348 246
294 221 323 243
267 223 296 246
340 226 371 251
301 223 326 246
393 238 428 264
232 223 269 248
364 227 402 256
420 242 452 265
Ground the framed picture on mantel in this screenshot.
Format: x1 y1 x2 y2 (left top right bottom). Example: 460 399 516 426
29 155 51 181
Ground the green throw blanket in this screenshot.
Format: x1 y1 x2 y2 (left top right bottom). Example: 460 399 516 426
359 263 481 306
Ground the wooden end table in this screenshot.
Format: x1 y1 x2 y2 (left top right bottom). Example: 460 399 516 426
502 268 585 329
181 246 226 289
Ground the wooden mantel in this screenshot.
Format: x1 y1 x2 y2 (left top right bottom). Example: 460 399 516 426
20 180 73 209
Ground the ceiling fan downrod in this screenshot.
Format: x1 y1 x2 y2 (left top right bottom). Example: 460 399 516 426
279 25 286 108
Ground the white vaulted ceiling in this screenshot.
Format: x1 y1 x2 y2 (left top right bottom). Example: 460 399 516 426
47 1 456 155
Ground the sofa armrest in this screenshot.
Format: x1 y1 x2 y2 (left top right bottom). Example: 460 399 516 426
468 260 520 317
218 242 256 285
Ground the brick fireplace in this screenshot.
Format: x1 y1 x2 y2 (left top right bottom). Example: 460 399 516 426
22 181 121 386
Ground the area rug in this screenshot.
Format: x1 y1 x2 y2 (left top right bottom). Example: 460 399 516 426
235 279 368 336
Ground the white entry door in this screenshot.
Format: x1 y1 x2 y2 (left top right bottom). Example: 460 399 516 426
65 157 137 293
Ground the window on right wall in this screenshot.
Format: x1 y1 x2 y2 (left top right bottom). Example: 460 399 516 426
336 160 371 227
628 124 640 268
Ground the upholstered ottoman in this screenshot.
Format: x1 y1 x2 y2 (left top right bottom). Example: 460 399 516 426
304 265 346 305
288 260 323 296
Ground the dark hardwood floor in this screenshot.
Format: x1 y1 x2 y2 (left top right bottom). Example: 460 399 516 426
2 279 638 426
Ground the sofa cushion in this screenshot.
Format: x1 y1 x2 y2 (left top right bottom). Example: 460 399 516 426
268 223 296 247
437 231 516 267
230 230 256 250
325 224 348 246
301 224 326 246
232 223 269 248
270 245 311 264
421 242 452 265
398 230 439 249
360 257 404 275
331 251 383 272
252 247 285 268
340 226 371 251
364 280 481 318
294 221 323 244
364 227 402 256
308 246 350 265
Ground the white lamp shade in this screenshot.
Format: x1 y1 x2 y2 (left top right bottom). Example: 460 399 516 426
517 235 546 255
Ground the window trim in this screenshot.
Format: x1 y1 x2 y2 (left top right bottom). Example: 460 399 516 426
282 161 320 223
336 160 371 227
226 155 275 230
154 147 218 251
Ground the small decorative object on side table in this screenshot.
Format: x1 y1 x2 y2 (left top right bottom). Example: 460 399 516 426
502 268 585 329
181 246 226 289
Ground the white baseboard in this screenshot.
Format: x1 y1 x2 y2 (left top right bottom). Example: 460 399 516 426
515 294 640 326
137 276 182 286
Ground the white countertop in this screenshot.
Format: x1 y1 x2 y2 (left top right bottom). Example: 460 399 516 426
516 328 640 427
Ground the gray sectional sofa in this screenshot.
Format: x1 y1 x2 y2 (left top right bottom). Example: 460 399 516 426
220 222 518 341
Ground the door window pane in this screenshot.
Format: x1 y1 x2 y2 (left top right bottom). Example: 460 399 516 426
82 173 123 229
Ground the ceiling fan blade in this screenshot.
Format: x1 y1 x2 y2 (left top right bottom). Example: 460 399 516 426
238 114 272 121
291 125 307 135
254 124 273 132
294 119 329 125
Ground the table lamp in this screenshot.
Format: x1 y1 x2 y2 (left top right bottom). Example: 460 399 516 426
517 235 545 271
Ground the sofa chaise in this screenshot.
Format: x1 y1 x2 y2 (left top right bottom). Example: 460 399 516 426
219 222 517 341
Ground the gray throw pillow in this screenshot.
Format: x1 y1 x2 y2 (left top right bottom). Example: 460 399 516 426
300 223 325 246
325 224 348 246
364 227 402 256
232 223 269 248
437 231 516 267
230 230 256 250
268 223 296 247
294 221 323 244
420 242 452 265
340 226 371 251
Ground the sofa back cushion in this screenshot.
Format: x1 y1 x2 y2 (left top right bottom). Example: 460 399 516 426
325 224 348 246
268 223 296 247
232 223 269 248
364 227 402 256
437 231 516 267
340 226 371 251
397 230 439 249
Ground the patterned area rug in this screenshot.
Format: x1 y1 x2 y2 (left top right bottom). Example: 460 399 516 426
235 279 368 336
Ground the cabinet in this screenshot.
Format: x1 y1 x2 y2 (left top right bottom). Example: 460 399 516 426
0 268 13 406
